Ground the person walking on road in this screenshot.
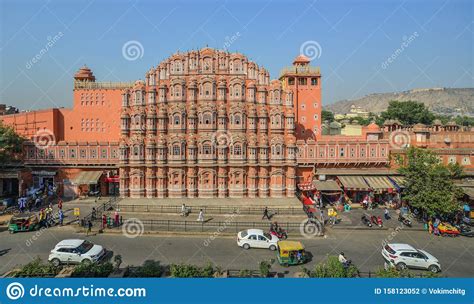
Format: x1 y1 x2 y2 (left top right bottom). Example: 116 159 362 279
57 198 63 210
114 210 120 227
262 206 270 220
58 209 64 226
86 220 93 236
181 203 187 217
197 209 204 222
102 214 107 230
384 208 391 220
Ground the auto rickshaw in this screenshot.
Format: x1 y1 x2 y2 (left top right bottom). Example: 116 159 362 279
8 214 40 234
438 222 460 237
276 241 307 266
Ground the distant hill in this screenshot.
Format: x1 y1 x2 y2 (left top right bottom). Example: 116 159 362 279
325 88 474 116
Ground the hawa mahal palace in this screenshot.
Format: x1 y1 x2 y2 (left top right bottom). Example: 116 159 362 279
1 47 473 199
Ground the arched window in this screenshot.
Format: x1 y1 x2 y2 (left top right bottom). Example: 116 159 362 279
173 114 180 125
272 145 282 156
233 144 242 155
133 146 139 156
234 114 241 125
234 84 240 97
203 113 212 125
172 144 180 156
203 143 212 155
203 83 211 96
174 85 181 97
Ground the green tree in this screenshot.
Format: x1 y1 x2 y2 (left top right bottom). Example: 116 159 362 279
380 101 435 125
0 122 24 164
398 147 463 217
259 260 272 277
310 256 359 278
321 110 335 123
454 116 474 127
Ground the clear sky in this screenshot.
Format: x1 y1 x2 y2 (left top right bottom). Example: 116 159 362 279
0 0 472 111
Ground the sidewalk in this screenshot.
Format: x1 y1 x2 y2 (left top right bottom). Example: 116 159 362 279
118 197 300 207
326 208 426 231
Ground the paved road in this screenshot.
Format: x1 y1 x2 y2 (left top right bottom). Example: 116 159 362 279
0 227 472 277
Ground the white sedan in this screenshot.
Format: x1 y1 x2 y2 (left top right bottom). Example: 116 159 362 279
237 229 279 250
48 239 106 266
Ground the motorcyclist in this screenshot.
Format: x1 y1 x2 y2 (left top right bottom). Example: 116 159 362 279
338 252 351 268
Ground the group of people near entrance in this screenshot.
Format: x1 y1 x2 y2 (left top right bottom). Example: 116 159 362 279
38 198 64 228
18 183 58 213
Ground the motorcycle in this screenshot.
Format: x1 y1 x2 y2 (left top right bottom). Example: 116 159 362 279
371 215 383 228
456 224 474 237
398 214 412 227
361 215 372 227
270 229 288 240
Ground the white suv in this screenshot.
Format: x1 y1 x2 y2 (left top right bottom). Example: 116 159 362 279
49 239 106 266
382 243 441 273
237 229 279 250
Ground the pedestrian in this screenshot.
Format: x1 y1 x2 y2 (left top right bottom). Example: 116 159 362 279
35 197 41 208
114 210 119 227
102 214 107 230
86 219 93 236
18 197 26 213
197 209 204 222
57 198 63 210
181 203 186 216
433 218 440 236
91 207 97 220
58 209 64 226
320 209 325 224
39 209 46 228
262 206 270 220
107 215 113 228
384 208 391 220
327 208 334 225
332 209 338 225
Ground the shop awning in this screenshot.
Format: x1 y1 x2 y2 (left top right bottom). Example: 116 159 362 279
337 176 369 190
364 176 395 191
71 171 102 185
313 180 342 192
389 176 406 188
462 187 474 200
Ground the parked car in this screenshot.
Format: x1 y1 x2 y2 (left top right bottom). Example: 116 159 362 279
382 243 441 273
237 229 279 250
48 239 106 266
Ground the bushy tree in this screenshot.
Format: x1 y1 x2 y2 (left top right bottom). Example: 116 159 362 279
170 262 214 278
310 256 359 278
381 101 435 125
398 147 463 217
322 110 335 123
0 122 24 164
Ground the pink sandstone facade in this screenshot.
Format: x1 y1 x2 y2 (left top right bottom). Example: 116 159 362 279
1 47 473 199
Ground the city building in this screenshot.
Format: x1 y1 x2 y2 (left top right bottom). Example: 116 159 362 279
1 48 473 201
1 48 322 199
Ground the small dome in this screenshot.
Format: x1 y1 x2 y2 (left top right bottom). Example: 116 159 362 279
133 80 145 89
432 119 442 125
74 65 95 81
367 122 381 131
293 54 310 64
